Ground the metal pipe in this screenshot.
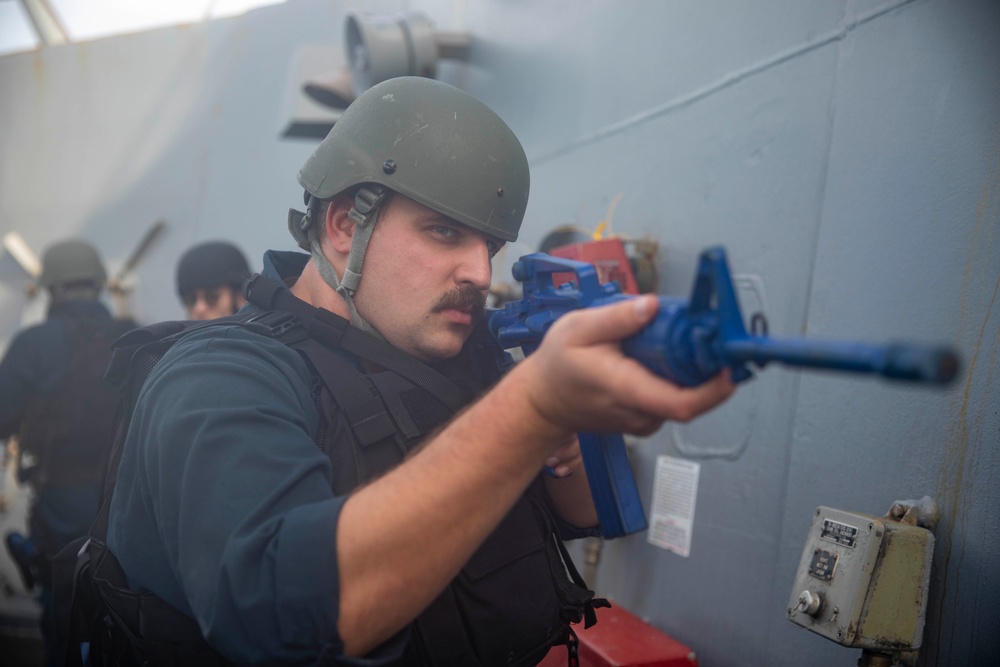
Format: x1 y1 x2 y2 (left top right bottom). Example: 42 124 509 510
19 0 69 46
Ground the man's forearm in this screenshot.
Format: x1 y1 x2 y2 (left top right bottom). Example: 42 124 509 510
335 357 567 657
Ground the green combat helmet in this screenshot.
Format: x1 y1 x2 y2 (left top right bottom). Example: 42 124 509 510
288 76 529 332
39 240 107 294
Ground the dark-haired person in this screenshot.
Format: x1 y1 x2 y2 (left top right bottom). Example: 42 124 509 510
175 240 251 320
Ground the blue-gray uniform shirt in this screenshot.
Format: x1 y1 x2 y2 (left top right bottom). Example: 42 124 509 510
107 251 406 666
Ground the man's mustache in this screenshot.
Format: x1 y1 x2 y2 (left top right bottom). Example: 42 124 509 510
434 285 486 323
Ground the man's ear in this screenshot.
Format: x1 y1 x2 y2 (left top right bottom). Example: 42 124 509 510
324 196 356 255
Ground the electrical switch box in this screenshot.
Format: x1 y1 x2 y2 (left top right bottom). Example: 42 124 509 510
786 507 934 651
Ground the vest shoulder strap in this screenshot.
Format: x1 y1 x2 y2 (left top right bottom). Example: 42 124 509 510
293 337 400 447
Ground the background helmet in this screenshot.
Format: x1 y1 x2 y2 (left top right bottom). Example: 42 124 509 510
38 240 107 289
297 76 529 243
175 241 251 296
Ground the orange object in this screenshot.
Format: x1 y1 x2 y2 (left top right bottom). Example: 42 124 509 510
537 605 698 667
548 238 640 295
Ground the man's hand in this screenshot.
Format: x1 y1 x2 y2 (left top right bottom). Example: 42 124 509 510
517 294 736 441
544 434 583 478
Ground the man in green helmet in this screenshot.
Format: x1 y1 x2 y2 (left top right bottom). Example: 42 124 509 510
102 77 734 666
0 239 135 667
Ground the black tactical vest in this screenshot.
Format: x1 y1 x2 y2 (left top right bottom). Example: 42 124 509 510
57 278 605 667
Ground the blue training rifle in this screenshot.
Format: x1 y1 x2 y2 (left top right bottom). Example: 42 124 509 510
487 247 959 539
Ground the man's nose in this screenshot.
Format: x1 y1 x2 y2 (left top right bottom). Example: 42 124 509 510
187 296 211 320
456 239 493 290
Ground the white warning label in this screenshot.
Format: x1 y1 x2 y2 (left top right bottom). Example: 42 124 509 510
647 456 700 557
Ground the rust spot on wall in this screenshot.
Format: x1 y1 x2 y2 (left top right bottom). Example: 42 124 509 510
931 128 1000 662
32 50 44 80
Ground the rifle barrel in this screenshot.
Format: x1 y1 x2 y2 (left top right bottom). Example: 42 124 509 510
723 338 958 384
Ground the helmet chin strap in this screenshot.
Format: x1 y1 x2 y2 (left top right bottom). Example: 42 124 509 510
307 228 382 338
292 186 387 338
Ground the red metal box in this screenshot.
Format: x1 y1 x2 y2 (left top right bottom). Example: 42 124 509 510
537 605 698 667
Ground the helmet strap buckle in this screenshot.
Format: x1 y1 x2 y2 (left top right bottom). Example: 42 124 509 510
347 185 387 228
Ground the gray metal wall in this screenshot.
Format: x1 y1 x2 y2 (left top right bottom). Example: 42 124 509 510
0 1 996 664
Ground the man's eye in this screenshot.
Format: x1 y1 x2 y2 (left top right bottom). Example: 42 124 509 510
486 241 502 257
431 226 457 239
